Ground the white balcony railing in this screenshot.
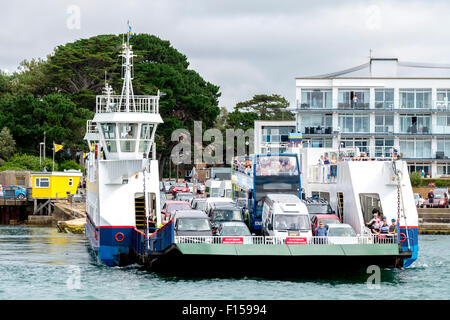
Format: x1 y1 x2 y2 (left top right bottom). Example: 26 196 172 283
86 120 98 134
174 235 396 245
296 99 450 111
96 95 159 113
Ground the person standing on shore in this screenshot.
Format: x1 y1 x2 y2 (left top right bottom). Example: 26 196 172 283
428 189 435 207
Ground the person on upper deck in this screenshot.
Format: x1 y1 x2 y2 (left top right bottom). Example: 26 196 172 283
380 217 390 234
389 219 397 235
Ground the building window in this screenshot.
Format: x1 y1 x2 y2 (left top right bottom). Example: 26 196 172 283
35 177 50 188
338 89 370 109
262 126 295 143
436 115 450 134
437 164 450 177
375 114 394 133
399 114 431 134
407 163 430 175
399 139 432 158
303 138 332 148
341 138 369 154
338 114 369 133
301 114 332 134
69 178 73 187
437 139 450 159
399 89 431 109
300 89 332 108
375 89 394 109
436 89 450 109
375 138 394 157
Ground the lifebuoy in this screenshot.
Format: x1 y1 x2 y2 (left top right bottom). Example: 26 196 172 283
115 232 125 242
400 233 407 243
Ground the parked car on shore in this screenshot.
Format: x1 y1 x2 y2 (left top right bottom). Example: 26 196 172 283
1 185 27 200
175 192 195 202
425 192 449 208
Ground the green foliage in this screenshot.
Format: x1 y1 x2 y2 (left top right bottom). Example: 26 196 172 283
234 94 294 121
1 33 221 175
226 109 260 131
0 127 16 165
59 159 83 171
0 94 93 154
421 178 450 187
409 172 422 187
0 154 57 172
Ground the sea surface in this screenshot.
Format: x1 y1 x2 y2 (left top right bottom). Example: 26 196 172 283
0 225 448 300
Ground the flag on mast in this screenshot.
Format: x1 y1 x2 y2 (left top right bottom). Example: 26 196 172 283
54 143 63 153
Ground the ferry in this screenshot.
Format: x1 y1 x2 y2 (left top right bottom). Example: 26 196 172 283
83 27 417 273
83 30 163 266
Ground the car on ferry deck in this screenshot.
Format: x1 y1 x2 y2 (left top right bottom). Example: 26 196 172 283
170 182 190 196
164 181 175 193
175 192 194 202
326 224 358 244
261 194 312 239
207 202 244 226
172 210 213 238
214 221 251 236
204 197 234 214
191 198 206 212
311 214 341 235
161 201 192 221
302 197 335 218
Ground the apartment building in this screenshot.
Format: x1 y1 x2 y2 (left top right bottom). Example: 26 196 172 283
293 58 450 177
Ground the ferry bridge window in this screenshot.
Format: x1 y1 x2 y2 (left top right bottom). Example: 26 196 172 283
105 140 118 152
255 156 298 176
119 123 137 152
102 123 116 139
359 193 382 224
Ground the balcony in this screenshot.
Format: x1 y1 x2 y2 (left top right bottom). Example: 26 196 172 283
303 126 333 135
295 99 450 112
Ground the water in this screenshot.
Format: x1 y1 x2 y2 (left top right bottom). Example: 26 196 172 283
0 225 449 300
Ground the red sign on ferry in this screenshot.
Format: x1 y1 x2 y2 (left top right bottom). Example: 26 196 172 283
286 237 307 245
222 237 244 244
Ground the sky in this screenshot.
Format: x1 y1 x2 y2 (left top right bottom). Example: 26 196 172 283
2 0 450 110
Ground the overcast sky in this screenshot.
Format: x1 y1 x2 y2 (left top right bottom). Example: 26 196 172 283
2 0 450 109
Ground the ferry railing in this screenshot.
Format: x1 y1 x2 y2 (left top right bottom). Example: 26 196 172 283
96 95 159 114
174 235 396 245
86 120 98 134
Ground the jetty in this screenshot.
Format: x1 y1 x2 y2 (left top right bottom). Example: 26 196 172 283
418 208 450 234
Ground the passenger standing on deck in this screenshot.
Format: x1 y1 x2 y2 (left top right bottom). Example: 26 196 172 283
389 219 397 235
315 222 327 244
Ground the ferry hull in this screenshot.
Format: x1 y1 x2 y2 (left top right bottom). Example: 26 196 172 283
85 215 142 266
144 243 411 276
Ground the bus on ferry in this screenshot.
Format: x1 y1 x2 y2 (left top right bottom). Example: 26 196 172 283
231 153 301 234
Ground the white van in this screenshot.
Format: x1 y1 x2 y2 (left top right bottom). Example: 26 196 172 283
206 179 222 197
204 197 234 214
261 194 312 239
220 180 232 198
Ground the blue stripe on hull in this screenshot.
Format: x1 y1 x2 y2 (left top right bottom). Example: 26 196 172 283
400 227 419 268
85 216 139 267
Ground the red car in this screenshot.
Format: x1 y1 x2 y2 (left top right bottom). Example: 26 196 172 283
170 183 189 196
311 214 341 235
161 201 192 221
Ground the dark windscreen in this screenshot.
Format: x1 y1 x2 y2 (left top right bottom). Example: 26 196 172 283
211 209 243 222
306 203 333 214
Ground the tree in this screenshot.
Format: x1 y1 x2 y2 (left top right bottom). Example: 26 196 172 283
0 127 16 166
10 59 50 97
234 94 294 121
0 154 57 172
226 109 259 131
0 94 93 155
